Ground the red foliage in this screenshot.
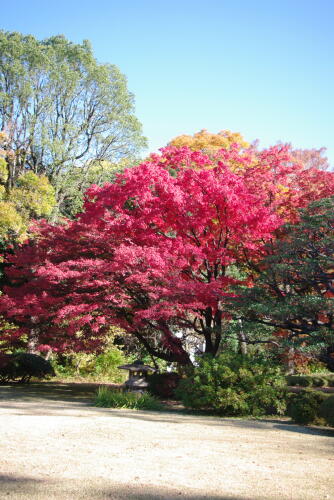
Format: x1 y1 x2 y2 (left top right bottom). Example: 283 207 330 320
1 145 334 363
291 146 330 171
241 144 334 223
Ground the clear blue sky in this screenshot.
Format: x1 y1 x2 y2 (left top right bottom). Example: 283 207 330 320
2 0 334 164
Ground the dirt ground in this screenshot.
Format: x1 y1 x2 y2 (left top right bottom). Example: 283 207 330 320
0 383 333 500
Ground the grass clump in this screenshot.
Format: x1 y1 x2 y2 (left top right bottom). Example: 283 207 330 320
95 387 163 411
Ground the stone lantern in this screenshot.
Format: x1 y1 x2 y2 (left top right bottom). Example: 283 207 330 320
118 359 156 392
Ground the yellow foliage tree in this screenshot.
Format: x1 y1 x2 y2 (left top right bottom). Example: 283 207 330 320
169 129 249 153
167 129 252 172
0 201 25 241
0 134 56 243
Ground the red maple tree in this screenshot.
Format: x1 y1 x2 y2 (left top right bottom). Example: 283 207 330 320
1 145 333 364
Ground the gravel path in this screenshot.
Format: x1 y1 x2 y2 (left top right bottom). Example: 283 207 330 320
0 384 333 500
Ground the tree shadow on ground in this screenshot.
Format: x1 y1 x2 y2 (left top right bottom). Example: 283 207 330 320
1 382 333 437
0 474 258 500
0 381 110 401
270 422 334 438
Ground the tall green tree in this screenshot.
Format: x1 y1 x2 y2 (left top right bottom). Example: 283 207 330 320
56 157 135 218
0 31 146 214
228 197 334 351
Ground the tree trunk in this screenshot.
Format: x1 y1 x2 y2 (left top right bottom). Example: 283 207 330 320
285 347 295 375
237 319 248 355
27 317 39 354
45 349 52 361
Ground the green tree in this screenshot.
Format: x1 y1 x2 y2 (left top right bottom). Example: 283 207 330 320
57 157 135 217
0 31 146 214
228 197 334 351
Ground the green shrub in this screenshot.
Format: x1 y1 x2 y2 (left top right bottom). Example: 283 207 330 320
175 353 286 417
93 348 128 382
148 372 181 398
302 360 328 374
287 390 328 425
95 387 163 411
52 346 128 383
319 395 334 427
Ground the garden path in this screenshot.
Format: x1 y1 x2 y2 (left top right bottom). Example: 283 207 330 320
0 383 333 500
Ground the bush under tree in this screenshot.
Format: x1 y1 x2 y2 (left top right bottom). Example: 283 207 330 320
175 353 287 417
148 372 181 399
0 353 55 383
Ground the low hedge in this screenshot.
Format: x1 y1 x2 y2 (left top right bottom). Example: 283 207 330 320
319 395 334 427
286 374 334 388
286 375 313 387
287 390 328 425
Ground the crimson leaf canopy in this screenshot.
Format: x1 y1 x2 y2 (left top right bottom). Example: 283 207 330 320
1 145 334 364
